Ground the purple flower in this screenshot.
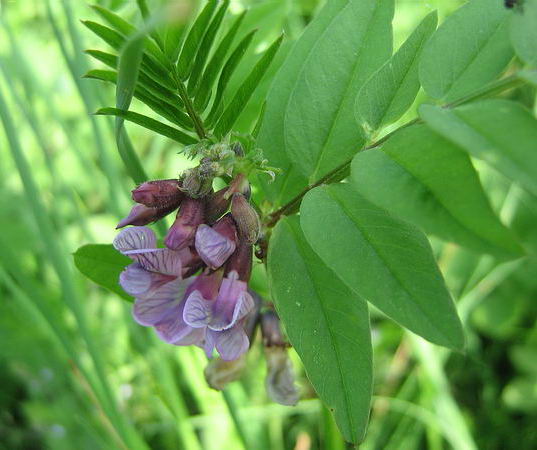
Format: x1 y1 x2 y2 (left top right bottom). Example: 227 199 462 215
114 227 203 346
183 270 254 360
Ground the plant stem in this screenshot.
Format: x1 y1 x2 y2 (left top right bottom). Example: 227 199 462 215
265 74 524 227
175 77 207 140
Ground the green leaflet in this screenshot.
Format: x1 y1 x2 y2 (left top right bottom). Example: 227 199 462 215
213 34 283 138
268 216 372 444
74 245 132 302
510 0 537 66
300 184 464 350
419 0 513 102
284 0 394 183
351 125 523 259
355 11 437 134
97 108 197 145
256 0 353 205
419 100 537 197
177 0 218 80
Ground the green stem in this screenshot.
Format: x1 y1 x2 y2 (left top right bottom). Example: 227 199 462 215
266 75 524 227
175 76 207 140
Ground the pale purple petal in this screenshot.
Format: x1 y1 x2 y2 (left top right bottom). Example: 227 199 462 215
215 326 249 361
195 224 236 269
155 311 194 343
133 248 183 276
208 271 253 331
183 290 214 328
204 330 217 358
132 278 189 326
113 226 157 255
119 264 153 296
172 327 206 347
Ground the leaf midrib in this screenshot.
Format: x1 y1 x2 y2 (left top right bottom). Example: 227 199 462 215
285 220 357 442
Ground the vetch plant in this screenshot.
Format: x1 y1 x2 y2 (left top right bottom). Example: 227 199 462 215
73 0 537 445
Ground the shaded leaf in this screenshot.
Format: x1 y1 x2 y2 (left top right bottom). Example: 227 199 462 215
351 124 523 259
419 0 513 101
420 100 537 197
355 11 437 134
268 216 372 444
97 107 197 145
510 0 537 66
213 34 283 138
284 0 394 183
74 244 132 301
300 184 464 350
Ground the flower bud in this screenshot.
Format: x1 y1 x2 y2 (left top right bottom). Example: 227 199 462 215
204 355 247 391
260 310 288 348
205 187 231 224
225 238 252 282
164 197 204 250
181 167 214 198
265 347 299 406
116 203 177 229
231 193 260 245
131 179 183 209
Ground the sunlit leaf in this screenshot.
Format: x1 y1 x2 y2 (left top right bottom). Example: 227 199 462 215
284 0 394 183
300 184 464 350
351 124 523 259
419 0 513 101
268 216 372 444
420 100 537 197
355 11 437 134
74 244 133 302
510 0 537 66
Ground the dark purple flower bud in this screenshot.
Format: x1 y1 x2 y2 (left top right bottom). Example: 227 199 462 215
195 215 237 269
205 187 231 224
131 179 184 209
225 238 253 282
164 197 205 250
231 193 260 245
116 203 178 229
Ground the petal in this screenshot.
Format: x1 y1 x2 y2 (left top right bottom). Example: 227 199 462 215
113 227 157 255
119 264 153 296
265 348 299 406
132 278 188 326
133 248 183 276
154 300 195 344
204 330 217 358
172 327 206 347
183 290 213 328
208 272 252 331
195 224 236 269
215 326 250 361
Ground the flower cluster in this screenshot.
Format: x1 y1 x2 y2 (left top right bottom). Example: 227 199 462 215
113 176 261 361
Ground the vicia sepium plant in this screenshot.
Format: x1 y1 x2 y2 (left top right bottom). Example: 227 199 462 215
74 0 537 444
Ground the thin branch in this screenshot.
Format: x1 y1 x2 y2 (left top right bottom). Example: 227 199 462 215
265 74 525 228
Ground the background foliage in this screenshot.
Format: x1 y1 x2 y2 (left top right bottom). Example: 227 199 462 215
1 0 536 449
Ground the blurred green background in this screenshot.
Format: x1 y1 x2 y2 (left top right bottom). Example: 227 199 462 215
1 0 536 449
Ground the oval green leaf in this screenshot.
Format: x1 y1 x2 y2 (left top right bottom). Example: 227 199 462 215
268 216 372 444
300 184 464 350
350 125 523 259
419 100 537 197
419 0 513 102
